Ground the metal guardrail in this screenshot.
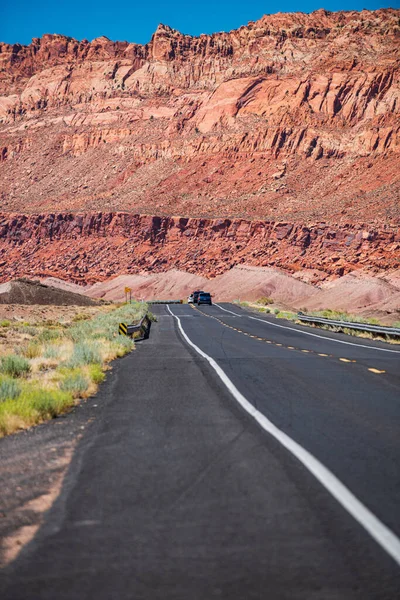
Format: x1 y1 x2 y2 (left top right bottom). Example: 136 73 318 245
297 313 400 338
120 314 152 340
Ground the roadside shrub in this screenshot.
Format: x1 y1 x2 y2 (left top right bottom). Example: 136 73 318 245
277 311 296 320
59 370 90 398
88 363 106 384
67 342 102 368
21 388 72 419
72 313 90 322
22 326 38 336
256 297 274 306
43 344 61 359
273 309 280 315
0 388 73 435
0 377 21 402
0 320 11 327
0 354 31 378
22 342 42 359
38 329 62 342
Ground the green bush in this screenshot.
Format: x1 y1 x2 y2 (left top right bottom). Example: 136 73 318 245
0 387 73 435
59 370 90 398
273 309 280 315
21 388 72 419
0 377 21 402
0 354 31 378
38 328 62 342
67 342 102 368
88 363 106 384
0 320 11 327
43 344 61 359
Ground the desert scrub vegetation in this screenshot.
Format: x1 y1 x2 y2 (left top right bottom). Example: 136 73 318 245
0 302 147 437
256 297 274 306
0 354 31 378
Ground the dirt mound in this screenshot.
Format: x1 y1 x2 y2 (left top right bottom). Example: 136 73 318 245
297 271 400 316
86 271 209 301
40 277 90 295
207 266 316 304
381 269 400 291
0 278 99 306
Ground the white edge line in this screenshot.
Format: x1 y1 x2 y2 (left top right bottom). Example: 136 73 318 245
167 304 400 566
214 303 400 354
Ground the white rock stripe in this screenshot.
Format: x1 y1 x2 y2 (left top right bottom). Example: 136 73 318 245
167 305 400 566
214 303 400 354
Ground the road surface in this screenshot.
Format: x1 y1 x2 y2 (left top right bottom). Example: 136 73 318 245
1 303 399 599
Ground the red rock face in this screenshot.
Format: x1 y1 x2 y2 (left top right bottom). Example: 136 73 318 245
0 9 399 279
0 212 398 284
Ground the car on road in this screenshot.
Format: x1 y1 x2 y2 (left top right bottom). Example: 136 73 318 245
187 293 194 303
191 290 204 304
197 292 212 305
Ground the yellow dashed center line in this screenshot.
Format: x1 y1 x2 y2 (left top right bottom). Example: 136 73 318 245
188 306 383 375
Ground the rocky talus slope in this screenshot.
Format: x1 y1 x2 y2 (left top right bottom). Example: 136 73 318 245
0 9 399 282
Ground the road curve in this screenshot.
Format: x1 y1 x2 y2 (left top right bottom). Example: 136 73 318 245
1 304 399 599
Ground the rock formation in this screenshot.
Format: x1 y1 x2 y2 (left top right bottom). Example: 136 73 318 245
0 212 398 284
0 9 399 282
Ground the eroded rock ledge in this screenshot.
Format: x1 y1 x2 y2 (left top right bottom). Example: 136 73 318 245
0 213 398 284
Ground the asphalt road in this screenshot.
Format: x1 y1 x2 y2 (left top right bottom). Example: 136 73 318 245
1 303 399 599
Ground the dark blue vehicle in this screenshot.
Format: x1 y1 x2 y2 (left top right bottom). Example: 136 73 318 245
197 292 212 306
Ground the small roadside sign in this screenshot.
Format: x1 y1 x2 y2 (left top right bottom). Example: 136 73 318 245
124 287 132 304
119 322 128 336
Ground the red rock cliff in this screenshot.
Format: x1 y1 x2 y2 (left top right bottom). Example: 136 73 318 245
0 212 398 284
0 9 399 223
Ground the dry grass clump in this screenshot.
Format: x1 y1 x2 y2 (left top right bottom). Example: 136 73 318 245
256 297 274 306
0 302 147 437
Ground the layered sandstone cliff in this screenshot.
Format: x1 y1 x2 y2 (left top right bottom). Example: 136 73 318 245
0 212 398 284
0 9 399 221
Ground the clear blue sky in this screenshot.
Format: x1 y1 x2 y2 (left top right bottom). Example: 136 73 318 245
1 1 399 46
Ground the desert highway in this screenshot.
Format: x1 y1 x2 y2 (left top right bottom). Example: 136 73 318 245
1 303 400 599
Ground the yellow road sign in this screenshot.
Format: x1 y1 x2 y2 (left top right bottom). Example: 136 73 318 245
124 287 132 294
